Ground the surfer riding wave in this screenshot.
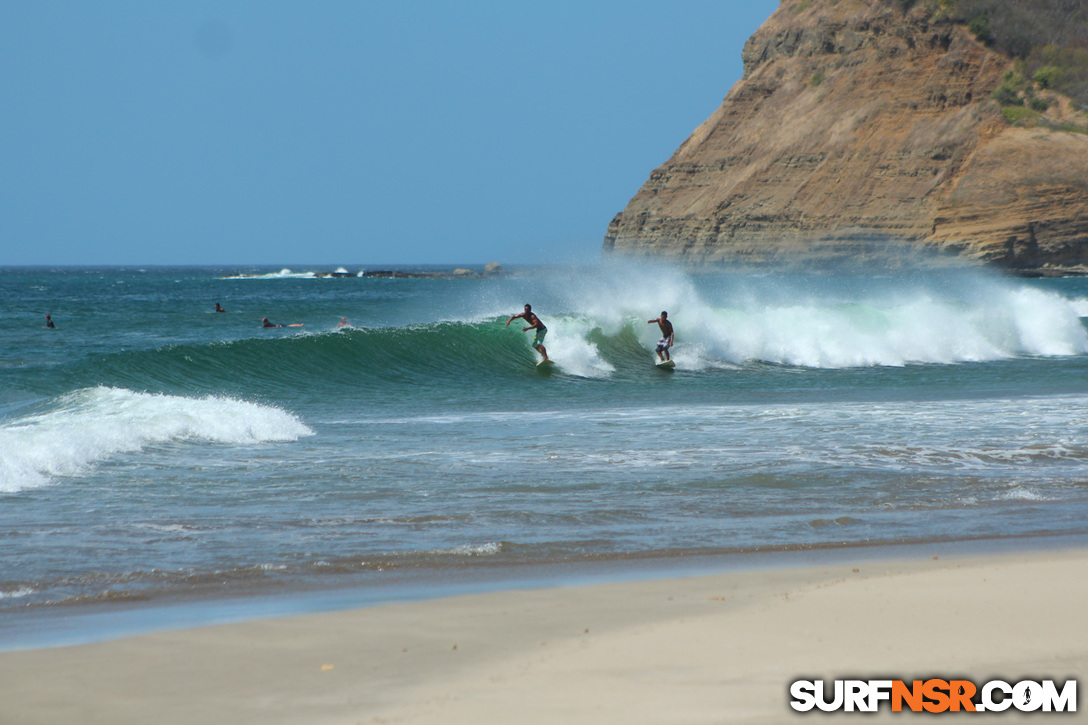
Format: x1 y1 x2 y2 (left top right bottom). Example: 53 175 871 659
506 303 550 362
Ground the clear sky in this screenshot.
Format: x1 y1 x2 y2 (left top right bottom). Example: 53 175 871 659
1 1 779 267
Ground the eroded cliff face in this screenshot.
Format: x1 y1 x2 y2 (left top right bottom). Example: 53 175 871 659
603 0 1088 273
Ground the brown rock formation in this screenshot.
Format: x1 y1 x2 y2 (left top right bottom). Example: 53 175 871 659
602 0 1088 274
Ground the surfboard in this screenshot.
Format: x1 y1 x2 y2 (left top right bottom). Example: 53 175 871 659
656 359 676 369
537 359 556 368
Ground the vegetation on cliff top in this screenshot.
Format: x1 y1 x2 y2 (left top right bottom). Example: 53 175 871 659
784 0 1087 110
943 0 1088 109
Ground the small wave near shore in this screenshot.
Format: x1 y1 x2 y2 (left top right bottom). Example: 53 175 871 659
0 387 313 492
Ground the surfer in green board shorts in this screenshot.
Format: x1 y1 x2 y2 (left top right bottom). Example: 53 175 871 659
648 310 674 362
506 304 550 362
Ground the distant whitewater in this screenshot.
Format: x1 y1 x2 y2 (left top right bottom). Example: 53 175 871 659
222 266 362 279
2 263 1088 644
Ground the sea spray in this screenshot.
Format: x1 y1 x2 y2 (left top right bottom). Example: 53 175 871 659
527 315 615 378
1067 295 1088 318
0 387 313 492
497 264 1088 369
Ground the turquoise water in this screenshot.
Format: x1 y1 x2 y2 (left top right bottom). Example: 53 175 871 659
3 263 1088 641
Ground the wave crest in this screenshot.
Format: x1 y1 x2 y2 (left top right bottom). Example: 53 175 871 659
533 265 1088 369
0 387 313 492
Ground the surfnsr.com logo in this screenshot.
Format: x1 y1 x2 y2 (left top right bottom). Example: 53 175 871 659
790 679 1077 713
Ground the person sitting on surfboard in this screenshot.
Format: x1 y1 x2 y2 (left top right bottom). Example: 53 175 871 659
214 302 225 313
648 311 674 362
506 304 549 362
261 317 283 328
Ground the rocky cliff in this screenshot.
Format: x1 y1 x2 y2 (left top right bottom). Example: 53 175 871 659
602 0 1088 273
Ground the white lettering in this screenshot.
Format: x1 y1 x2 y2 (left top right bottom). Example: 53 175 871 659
789 680 816 712
1041 680 1077 712
982 680 1013 712
1014 681 1043 712
815 679 844 712
868 680 893 711
844 680 869 712
790 677 1076 714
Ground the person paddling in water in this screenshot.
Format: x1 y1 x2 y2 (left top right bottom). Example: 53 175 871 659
648 310 674 362
261 317 283 328
506 304 549 362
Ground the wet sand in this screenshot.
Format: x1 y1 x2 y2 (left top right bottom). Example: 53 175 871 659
2 548 1085 724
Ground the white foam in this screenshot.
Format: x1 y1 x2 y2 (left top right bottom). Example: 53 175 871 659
0 387 314 493
542 265 1088 369
0 587 35 601
432 542 503 556
538 315 614 378
222 268 316 280
1068 296 1088 317
1000 486 1048 502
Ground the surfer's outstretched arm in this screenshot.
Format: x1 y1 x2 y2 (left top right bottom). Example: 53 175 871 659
508 304 537 327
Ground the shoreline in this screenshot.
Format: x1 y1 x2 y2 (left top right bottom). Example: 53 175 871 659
4 532 1086 654
2 543 1085 723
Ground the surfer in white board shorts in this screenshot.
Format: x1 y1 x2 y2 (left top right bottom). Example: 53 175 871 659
648 311 674 362
506 304 550 362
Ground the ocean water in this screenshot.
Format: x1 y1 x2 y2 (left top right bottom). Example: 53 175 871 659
3 263 1088 644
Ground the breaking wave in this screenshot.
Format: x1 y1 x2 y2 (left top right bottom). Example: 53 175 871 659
12 266 1088 395
0 387 313 492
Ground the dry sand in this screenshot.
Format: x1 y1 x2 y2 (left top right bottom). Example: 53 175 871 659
1 548 1085 724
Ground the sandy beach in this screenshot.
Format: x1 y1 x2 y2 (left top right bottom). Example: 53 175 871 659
2 548 1084 724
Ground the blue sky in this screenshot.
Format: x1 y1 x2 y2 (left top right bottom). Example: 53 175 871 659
1 1 779 266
